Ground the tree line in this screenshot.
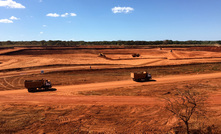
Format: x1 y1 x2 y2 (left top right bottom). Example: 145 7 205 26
0 40 221 47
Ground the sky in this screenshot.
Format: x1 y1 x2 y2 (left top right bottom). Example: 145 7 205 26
0 0 221 41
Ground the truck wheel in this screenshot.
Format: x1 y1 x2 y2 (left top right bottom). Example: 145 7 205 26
28 88 33 92
141 78 146 81
28 88 36 92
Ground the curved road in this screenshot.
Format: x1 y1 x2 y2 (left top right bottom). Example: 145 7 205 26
0 72 221 105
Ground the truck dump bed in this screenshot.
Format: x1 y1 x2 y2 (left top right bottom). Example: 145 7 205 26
131 71 151 81
24 80 44 89
131 72 147 79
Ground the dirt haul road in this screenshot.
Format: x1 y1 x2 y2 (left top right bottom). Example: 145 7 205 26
0 72 221 105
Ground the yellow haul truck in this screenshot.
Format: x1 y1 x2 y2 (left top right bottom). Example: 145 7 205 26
131 71 152 82
24 79 53 92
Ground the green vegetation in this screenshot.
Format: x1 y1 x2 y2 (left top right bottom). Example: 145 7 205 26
0 40 221 47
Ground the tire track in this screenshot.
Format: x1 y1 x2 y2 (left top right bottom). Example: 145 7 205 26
0 78 14 90
170 57 221 60
3 78 16 88
170 51 180 59
137 59 163 66
18 76 24 87
11 76 20 87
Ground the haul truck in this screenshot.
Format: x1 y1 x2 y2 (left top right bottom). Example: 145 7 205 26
131 71 152 82
24 79 53 92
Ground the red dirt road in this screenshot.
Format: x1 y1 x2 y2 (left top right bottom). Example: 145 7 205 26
0 72 221 105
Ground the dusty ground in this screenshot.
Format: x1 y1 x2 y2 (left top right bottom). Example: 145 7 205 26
0 46 221 71
0 46 221 133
